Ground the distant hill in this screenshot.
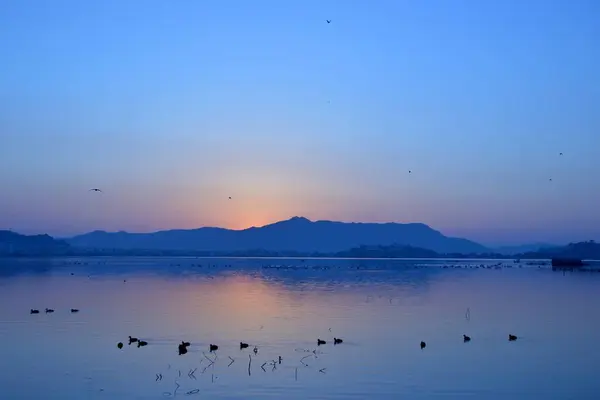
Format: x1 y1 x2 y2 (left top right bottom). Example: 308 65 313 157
0 230 71 256
68 216 488 254
493 243 558 255
522 241 600 260
335 244 440 258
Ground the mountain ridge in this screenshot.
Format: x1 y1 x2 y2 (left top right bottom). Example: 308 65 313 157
67 216 488 254
3 226 600 260
0 230 70 255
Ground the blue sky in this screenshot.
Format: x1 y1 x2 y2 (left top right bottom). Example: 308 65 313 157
1 0 599 245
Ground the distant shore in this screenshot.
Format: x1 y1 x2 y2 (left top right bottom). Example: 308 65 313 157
0 253 554 261
2 232 600 261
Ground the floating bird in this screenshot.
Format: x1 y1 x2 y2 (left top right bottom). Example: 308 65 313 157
278 356 282 364
30 309 39 314
178 342 188 355
209 344 219 352
253 346 258 355
326 19 331 23
420 341 426 349
71 309 79 313
240 342 249 349
117 342 123 349
333 338 343 345
45 308 54 313
317 339 326 346
463 335 471 342
89 188 102 192
181 341 191 347
128 336 138 344
508 334 517 341
138 340 148 347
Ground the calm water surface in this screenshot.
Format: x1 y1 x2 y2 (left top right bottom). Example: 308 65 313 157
1 257 599 399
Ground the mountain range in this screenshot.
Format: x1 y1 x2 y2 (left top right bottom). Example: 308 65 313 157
67 216 487 254
2 219 600 260
0 230 70 256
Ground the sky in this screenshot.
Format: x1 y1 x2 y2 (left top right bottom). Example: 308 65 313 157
1 0 599 245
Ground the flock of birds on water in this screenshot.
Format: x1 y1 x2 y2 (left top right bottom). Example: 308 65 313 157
111 330 521 396
30 308 78 314
29 257 547 396
59 257 600 279
113 335 519 353
115 337 346 353
25 252 584 396
26 291 529 397
28 307 520 349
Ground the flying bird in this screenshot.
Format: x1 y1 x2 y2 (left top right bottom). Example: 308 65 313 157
559 152 563 156
326 19 331 23
89 188 102 192
228 196 232 200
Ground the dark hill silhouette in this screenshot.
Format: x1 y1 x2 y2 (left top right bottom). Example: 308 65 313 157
67 216 488 254
0 230 70 256
522 241 600 260
335 244 440 258
493 242 559 255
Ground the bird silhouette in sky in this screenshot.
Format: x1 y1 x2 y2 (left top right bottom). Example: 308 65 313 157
559 152 563 156
326 19 331 24
89 188 102 192
228 197 232 200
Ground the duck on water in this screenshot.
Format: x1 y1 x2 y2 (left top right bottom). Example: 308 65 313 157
178 341 191 355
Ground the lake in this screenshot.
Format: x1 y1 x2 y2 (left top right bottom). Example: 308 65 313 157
1 257 599 399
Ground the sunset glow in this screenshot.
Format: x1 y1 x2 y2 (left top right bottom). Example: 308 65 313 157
1 0 599 244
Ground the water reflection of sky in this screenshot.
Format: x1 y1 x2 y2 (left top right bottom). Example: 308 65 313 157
0 257 599 399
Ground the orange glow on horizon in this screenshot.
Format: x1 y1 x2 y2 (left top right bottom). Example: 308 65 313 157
169 190 314 231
